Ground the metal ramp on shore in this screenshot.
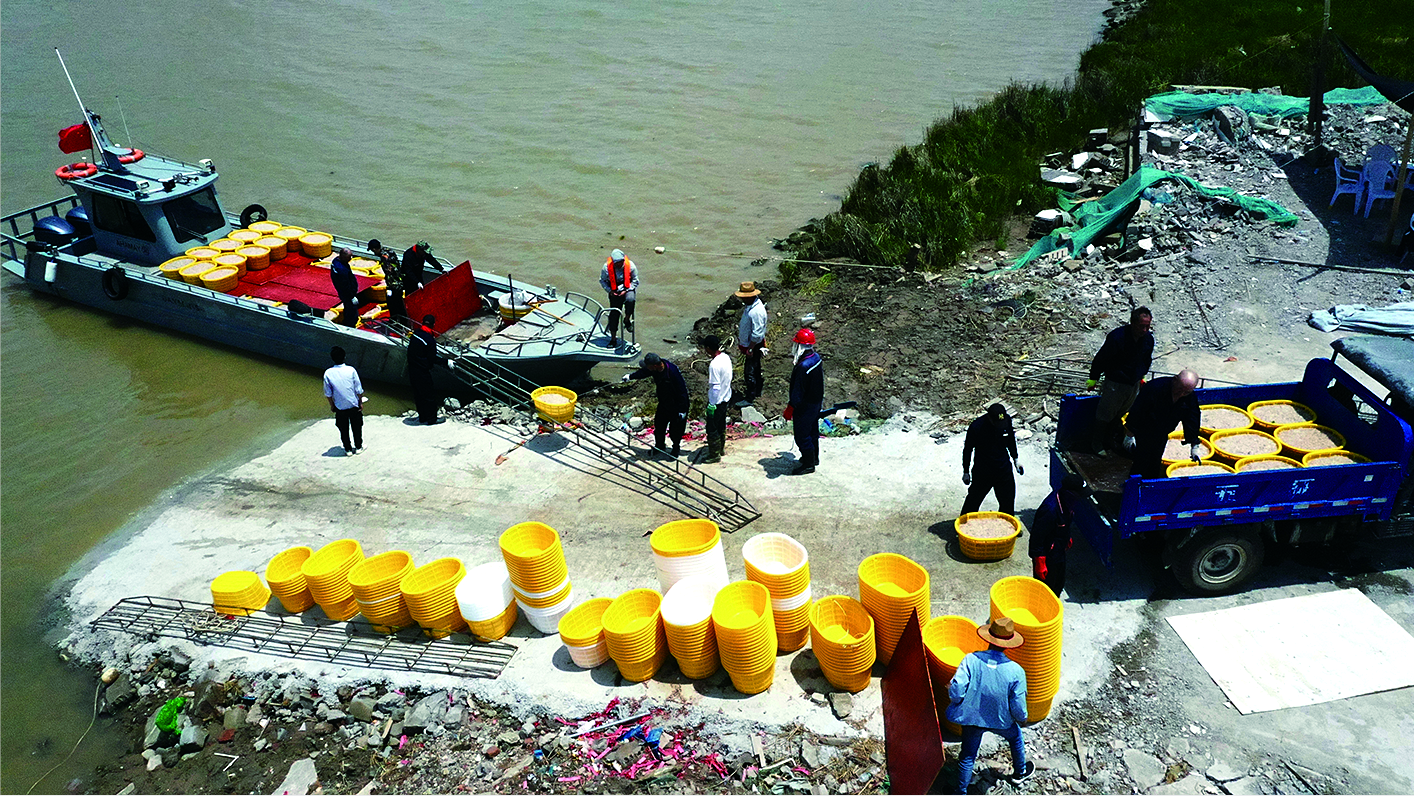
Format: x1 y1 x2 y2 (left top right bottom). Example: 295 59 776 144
383 321 762 533
91 596 516 679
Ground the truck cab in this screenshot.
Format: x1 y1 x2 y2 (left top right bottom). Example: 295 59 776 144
1051 336 1414 595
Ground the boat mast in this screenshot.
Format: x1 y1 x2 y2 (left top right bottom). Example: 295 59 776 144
55 48 114 169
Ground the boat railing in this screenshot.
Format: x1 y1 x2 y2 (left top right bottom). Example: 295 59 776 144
560 291 635 351
1 196 83 264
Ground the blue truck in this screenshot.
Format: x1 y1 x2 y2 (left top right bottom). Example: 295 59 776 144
1050 336 1414 594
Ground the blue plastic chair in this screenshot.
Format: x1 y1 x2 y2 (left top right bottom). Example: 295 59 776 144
1329 157 1363 211
1361 160 1397 218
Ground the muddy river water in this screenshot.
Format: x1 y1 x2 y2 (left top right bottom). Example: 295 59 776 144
0 0 1112 787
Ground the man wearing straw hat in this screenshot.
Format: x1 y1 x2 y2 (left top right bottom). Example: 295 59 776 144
734 281 767 406
947 616 1033 792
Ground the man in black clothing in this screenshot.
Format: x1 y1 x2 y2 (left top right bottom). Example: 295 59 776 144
401 240 444 295
784 328 824 475
961 403 1023 515
1029 475 1089 596
330 247 361 327
1086 307 1154 454
1125 369 1202 479
621 352 690 456
407 314 443 425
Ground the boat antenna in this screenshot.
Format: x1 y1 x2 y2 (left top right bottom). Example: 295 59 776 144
115 95 133 147
54 49 98 161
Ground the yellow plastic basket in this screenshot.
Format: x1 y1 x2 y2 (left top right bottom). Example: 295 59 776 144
922 615 987 672
303 539 365 583
651 519 721 558
1234 455 1302 472
210 238 242 254
185 246 220 261
159 255 198 280
400 558 467 599
256 235 288 259
1302 450 1371 467
531 386 577 423
229 229 263 244
1162 431 1213 465
467 600 519 641
1208 428 1280 463
955 512 1022 561
742 533 810 595
711 581 772 632
274 227 306 254
1166 460 1236 478
1246 399 1316 431
1199 404 1253 436
558 597 614 648
237 244 271 271
349 551 415 602
300 232 334 260
602 589 663 640
1274 423 1346 458
248 220 283 235
858 553 929 600
178 260 218 284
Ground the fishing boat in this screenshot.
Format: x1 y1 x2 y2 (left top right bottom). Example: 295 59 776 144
2 96 638 390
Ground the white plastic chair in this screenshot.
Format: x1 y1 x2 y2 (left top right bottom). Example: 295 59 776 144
1329 157 1364 210
1361 160 1397 218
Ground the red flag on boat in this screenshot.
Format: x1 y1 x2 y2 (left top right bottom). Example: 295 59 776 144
58 123 93 154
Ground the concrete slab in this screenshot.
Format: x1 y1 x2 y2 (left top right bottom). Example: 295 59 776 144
58 414 1133 742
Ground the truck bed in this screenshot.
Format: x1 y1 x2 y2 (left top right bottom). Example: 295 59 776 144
1053 358 1413 565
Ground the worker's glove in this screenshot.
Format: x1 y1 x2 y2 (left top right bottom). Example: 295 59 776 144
1190 443 1202 462
962 471 972 486
1085 378 1099 390
706 403 718 417
677 412 687 421
739 345 750 356
1033 555 1049 581
1123 435 1136 452
620 373 632 383
1015 461 1025 476
783 405 794 421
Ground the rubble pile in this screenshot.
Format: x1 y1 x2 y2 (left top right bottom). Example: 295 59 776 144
86 652 891 795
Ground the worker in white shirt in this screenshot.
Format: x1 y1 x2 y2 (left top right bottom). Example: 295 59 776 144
735 281 767 406
701 334 732 464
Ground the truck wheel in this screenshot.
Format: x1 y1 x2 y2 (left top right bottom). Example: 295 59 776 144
1173 526 1265 595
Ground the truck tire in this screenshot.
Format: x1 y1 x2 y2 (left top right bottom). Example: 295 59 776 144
1172 525 1265 595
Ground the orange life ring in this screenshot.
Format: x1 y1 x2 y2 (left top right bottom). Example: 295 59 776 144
55 162 97 180
117 148 145 164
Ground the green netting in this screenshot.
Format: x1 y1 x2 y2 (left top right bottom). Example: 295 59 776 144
1144 86 1387 119
1009 167 1298 270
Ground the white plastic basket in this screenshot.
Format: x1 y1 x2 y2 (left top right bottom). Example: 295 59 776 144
662 575 725 628
456 562 515 622
517 588 576 634
742 532 808 576
771 585 812 612
653 539 729 593
566 639 610 668
511 576 571 601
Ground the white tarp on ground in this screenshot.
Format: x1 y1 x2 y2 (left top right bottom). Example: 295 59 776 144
1166 588 1414 714
1309 301 1414 335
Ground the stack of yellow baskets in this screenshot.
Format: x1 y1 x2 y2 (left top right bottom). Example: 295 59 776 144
302 539 365 621
257 235 288 260
249 220 283 236
650 519 729 593
661 576 723 679
558 597 615 668
159 255 201 280
237 244 272 271
500 522 575 633
922 615 988 735
742 533 812 652
348 551 415 632
808 596 876 693
990 576 1063 722
210 571 271 616
712 581 777 694
275 227 306 255
401 558 468 638
264 546 316 613
602 589 668 682
857 553 931 665
457 561 519 640
178 257 218 284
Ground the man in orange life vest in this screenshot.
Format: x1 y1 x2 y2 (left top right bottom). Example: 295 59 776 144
599 248 638 348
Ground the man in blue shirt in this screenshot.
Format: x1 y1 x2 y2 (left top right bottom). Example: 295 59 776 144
621 352 690 457
323 346 365 456
1086 307 1154 455
947 616 1033 793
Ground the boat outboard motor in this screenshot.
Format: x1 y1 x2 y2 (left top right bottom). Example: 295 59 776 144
65 205 92 237
33 216 76 248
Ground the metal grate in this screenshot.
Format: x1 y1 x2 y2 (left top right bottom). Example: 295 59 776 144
90 596 516 679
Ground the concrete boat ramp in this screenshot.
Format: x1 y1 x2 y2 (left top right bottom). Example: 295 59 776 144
56 413 1136 739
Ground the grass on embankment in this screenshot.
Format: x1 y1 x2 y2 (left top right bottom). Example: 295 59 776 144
784 0 1413 279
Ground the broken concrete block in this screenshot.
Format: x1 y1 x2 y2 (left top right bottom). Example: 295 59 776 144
1148 129 1180 156
1087 128 1109 149
1040 169 1084 191
273 758 320 796
1072 152 1094 171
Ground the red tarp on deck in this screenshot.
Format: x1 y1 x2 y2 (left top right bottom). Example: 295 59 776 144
235 254 378 310
405 262 481 334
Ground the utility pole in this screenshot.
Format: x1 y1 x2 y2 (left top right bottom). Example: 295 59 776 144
1310 0 1332 147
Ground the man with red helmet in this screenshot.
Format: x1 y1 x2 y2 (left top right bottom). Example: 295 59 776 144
784 328 824 475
